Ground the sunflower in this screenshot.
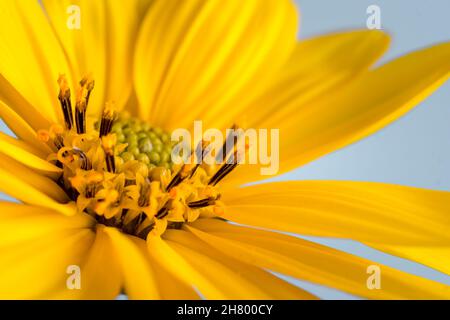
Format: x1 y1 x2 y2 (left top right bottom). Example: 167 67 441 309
0 0 449 300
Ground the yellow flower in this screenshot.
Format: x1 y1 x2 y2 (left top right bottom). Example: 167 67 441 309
0 0 449 299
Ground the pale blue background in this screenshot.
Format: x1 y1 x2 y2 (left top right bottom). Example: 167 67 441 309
1 0 449 299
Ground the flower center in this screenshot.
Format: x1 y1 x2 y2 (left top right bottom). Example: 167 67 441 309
37 75 240 239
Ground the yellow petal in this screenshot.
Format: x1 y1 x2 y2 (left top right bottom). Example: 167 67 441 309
0 0 73 124
222 181 450 245
222 41 450 186
368 244 450 276
164 229 318 299
134 0 298 129
187 220 450 299
0 131 61 177
103 227 160 299
0 154 74 215
147 234 227 299
0 100 50 153
0 75 52 133
0 202 94 246
0 228 95 299
213 29 390 131
59 226 122 299
42 0 142 116
149 255 201 300
167 241 272 299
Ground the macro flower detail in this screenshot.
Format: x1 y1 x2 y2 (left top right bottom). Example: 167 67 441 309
0 0 449 299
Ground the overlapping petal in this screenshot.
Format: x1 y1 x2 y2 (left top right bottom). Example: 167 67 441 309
187 220 450 299
222 181 450 245
222 41 450 186
134 0 298 129
0 203 95 299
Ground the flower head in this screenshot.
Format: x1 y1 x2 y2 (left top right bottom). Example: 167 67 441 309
0 0 449 299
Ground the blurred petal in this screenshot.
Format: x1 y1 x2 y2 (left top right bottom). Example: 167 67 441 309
223 41 450 186
104 227 160 299
369 244 450 276
0 131 61 177
42 0 143 116
0 0 73 123
164 229 318 299
0 154 74 215
187 220 450 299
147 234 227 299
134 0 298 128
211 29 390 131
0 203 95 299
223 181 450 245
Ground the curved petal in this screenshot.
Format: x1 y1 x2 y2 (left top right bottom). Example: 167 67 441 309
0 0 73 124
164 240 273 299
368 244 450 276
103 227 160 299
222 41 450 186
0 131 61 177
42 0 143 116
164 229 318 299
0 202 94 246
149 256 201 300
147 234 228 299
222 181 450 245
0 229 94 299
211 29 390 131
0 154 74 216
57 226 122 299
134 0 298 129
0 75 52 134
187 220 450 299
0 100 50 153
0 203 95 299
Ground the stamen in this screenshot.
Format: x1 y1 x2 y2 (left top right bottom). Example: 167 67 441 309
80 75 95 106
76 76 95 135
57 147 91 170
166 145 202 191
49 124 65 150
57 75 74 130
99 102 116 137
102 134 116 173
216 124 239 162
209 149 239 186
189 140 211 178
138 180 151 207
188 196 218 208
94 189 119 216
37 129 50 143
137 223 154 239
75 88 87 135
155 201 171 219
73 149 92 170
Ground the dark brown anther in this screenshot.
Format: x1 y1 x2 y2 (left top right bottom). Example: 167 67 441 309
155 202 170 219
73 149 92 170
102 134 116 173
209 149 239 186
99 102 116 137
75 76 94 134
57 75 74 130
188 196 219 208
